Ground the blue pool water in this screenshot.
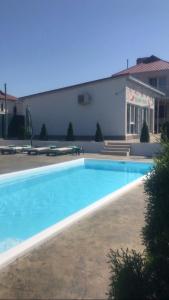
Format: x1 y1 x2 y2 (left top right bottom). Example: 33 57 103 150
0 159 152 253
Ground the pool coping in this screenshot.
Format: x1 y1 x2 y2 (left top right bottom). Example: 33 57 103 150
0 158 149 270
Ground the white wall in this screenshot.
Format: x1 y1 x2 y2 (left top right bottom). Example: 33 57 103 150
130 143 162 157
0 100 22 115
21 77 126 139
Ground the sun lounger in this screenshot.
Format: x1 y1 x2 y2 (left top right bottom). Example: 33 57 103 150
70 146 84 155
46 146 84 156
46 147 74 156
27 147 50 155
0 146 18 154
21 145 33 153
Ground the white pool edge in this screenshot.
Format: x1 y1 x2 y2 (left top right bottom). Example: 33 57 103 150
0 158 149 270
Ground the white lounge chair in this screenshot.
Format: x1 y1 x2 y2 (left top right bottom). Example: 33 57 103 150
27 147 50 155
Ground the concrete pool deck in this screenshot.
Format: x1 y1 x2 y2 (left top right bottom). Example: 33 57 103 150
0 153 152 299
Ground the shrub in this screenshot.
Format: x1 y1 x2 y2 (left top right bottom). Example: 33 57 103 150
140 121 150 143
107 249 150 300
8 115 25 139
95 122 104 142
39 123 48 140
66 122 74 141
161 121 169 142
142 142 169 298
143 142 169 256
107 142 169 300
18 126 26 140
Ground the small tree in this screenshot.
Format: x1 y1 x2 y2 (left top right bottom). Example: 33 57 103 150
18 126 26 140
140 121 150 143
107 249 150 300
39 123 48 140
8 115 25 139
161 121 169 142
66 122 74 141
95 122 104 142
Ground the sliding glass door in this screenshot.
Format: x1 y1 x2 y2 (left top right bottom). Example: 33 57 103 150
127 103 153 134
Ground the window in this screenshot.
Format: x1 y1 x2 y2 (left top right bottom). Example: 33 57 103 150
135 106 139 133
144 108 147 122
127 104 153 134
159 76 166 91
149 77 157 88
127 104 130 133
159 104 165 118
1 103 3 111
150 109 154 132
130 105 135 123
127 104 136 134
149 76 166 92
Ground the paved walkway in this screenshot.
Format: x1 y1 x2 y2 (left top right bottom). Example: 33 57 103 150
0 154 150 299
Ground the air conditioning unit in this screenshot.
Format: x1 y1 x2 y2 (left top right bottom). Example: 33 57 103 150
78 93 91 105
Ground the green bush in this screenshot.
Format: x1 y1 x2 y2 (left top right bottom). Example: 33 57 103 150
142 142 169 299
95 122 104 142
107 142 169 300
161 121 169 142
140 121 150 143
18 126 26 140
66 122 74 141
39 123 48 140
143 142 169 256
8 115 25 139
107 249 150 300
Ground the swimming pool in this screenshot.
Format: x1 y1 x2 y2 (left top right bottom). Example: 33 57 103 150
0 159 152 266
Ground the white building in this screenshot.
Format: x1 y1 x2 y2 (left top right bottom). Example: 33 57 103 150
20 74 164 140
113 55 169 132
0 90 21 138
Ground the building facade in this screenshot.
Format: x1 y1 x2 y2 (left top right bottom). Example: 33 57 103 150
0 91 20 138
20 75 163 140
114 55 169 132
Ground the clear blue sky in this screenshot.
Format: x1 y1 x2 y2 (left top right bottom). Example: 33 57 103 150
0 0 169 97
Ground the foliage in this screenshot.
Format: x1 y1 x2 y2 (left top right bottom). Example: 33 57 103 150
143 142 169 256
107 142 169 300
25 106 33 139
142 142 169 299
140 121 150 143
161 121 169 142
95 122 104 142
8 115 25 139
25 128 32 139
39 123 48 140
66 122 74 141
17 126 26 140
107 249 151 300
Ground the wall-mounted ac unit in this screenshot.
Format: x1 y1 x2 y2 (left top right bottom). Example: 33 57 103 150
78 93 91 105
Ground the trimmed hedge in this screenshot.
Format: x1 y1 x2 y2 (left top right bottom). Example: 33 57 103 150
39 123 48 140
66 122 74 141
95 122 104 142
140 121 150 143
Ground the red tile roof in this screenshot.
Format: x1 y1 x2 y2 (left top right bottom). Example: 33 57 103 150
0 90 17 101
112 59 169 77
